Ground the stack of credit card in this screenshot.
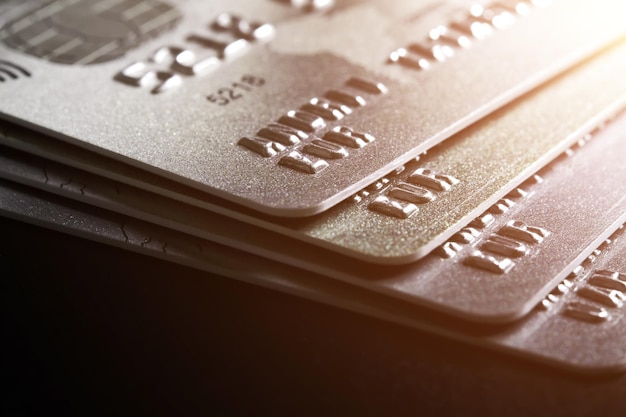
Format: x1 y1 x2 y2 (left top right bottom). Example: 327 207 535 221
2 0 626 373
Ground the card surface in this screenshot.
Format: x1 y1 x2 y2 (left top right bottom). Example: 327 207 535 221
1 0 626 215
3 178 626 374
3 39 626 263
3 106 626 322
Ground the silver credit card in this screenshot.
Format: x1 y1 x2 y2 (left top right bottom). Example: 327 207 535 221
4 179 626 374
1 0 626 216
3 108 626 322
3 39 626 263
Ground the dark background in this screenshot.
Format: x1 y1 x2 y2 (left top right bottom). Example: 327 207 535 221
2 216 626 416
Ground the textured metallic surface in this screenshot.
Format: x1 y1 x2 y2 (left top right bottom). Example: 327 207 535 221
1 0 626 215
3 40 626 262
4 179 626 373
3 108 626 322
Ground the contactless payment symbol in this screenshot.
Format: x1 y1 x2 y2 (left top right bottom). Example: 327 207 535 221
0 59 30 81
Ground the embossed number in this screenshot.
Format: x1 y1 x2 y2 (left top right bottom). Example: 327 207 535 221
115 13 273 93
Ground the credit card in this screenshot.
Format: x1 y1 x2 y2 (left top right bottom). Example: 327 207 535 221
1 0 626 216
3 108 626 322
3 39 626 263
3 179 626 374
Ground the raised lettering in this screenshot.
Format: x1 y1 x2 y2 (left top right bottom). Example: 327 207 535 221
488 198 515 214
115 62 182 94
449 227 480 244
434 241 463 258
238 136 285 157
152 46 219 76
407 40 454 62
323 126 375 148
387 182 435 204
187 34 249 60
469 213 496 229
431 26 472 48
279 0 335 12
303 139 348 159
387 0 543 73
368 196 418 219
577 286 625 308
481 3 519 28
450 14 494 39
257 123 308 146
588 270 626 292
212 13 275 42
187 13 274 60
499 220 549 244
324 89 366 107
562 301 609 323
278 151 328 174
345 77 388 95
480 234 529 258
301 97 349 121
278 110 326 132
507 186 529 199
465 251 515 274
389 48 431 70
408 168 459 192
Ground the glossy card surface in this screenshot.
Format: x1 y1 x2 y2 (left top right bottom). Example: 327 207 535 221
1 0 626 215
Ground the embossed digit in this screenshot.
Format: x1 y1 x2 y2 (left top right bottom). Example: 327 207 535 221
189 13 274 60
212 13 275 42
323 126 375 148
152 46 219 76
114 61 182 94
